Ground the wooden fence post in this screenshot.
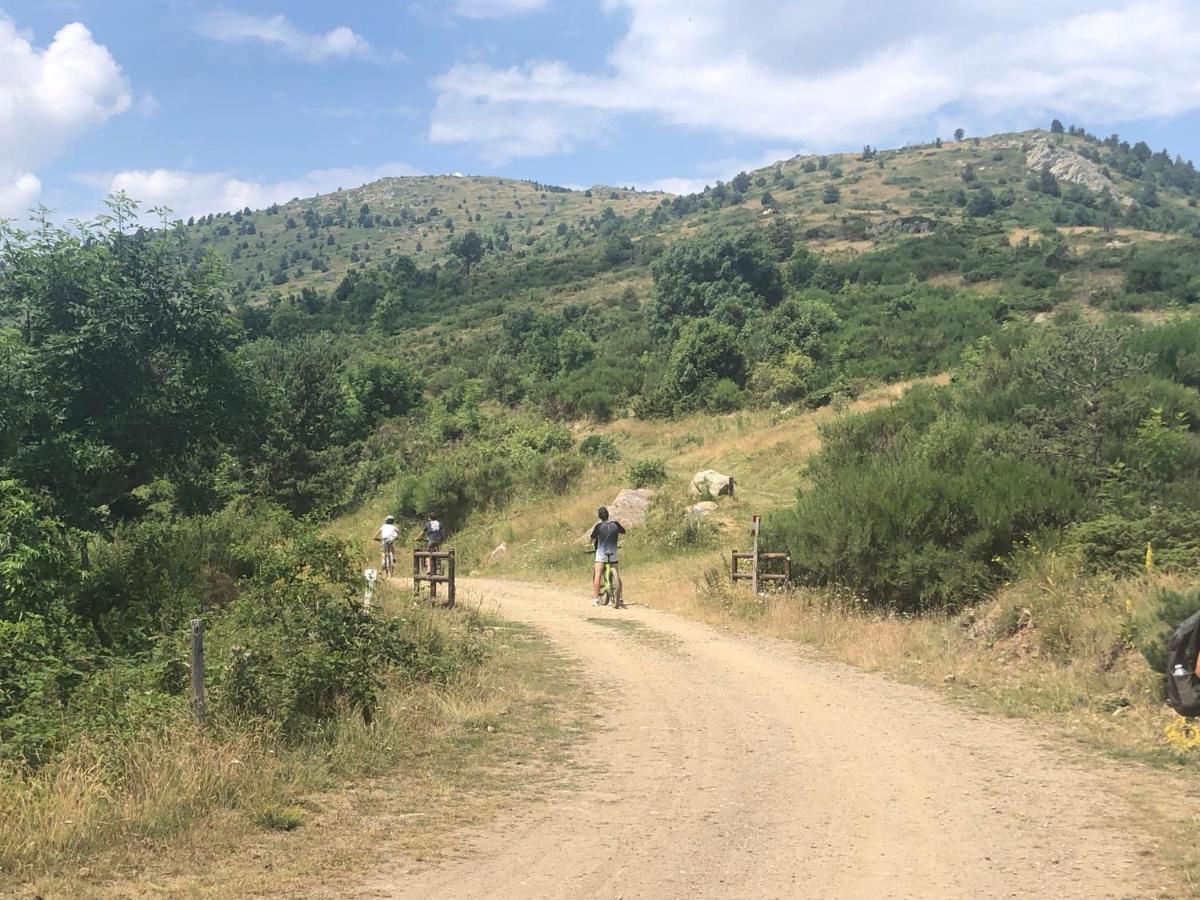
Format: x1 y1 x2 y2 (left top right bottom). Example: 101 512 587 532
190 618 207 727
447 550 456 609
751 515 761 595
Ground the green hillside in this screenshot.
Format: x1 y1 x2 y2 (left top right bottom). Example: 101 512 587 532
187 127 1200 311
183 174 667 298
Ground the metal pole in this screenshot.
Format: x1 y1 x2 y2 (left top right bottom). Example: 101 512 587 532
190 618 206 727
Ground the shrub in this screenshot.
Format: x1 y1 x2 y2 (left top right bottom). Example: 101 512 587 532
770 448 1079 611
579 434 620 462
627 459 667 488
708 378 744 411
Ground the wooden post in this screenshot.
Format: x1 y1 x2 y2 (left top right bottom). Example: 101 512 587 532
412 547 420 595
751 515 761 595
447 550 456 608
190 618 206 727
430 552 438 601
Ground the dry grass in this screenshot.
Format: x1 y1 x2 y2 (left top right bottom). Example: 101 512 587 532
2 585 591 898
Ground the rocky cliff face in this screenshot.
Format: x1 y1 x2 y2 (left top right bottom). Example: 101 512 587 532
1023 139 1128 203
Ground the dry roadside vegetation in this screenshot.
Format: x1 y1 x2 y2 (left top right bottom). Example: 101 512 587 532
1 583 591 898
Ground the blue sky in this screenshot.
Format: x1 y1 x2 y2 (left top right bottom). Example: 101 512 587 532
5 0 1200 220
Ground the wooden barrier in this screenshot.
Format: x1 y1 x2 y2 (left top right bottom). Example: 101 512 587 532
413 548 456 608
731 516 790 592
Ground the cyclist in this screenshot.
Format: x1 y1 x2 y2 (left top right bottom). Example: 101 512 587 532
589 506 626 607
419 513 444 574
373 515 399 574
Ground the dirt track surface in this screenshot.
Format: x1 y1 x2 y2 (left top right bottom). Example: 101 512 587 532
354 579 1155 899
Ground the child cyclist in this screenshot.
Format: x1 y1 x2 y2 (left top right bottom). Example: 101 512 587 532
372 515 399 573
589 506 626 607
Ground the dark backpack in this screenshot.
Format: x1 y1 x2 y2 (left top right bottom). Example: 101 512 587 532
1166 610 1200 717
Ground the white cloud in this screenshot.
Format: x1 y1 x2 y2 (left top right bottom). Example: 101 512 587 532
0 15 131 215
76 162 423 220
452 0 548 18
632 176 707 195
0 171 43 218
633 148 803 197
430 0 1200 161
196 12 371 62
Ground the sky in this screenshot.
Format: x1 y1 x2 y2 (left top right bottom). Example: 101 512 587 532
6 0 1200 221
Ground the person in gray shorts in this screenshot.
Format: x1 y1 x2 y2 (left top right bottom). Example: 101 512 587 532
589 506 626 606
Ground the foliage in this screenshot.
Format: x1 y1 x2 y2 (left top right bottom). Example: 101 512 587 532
627 459 668 488
649 227 782 334
769 320 1200 611
579 434 620 462
0 203 249 531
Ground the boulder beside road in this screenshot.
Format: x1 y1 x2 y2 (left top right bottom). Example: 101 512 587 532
690 469 735 498
608 487 654 526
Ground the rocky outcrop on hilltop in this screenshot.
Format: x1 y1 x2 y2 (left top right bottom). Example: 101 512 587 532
1023 140 1124 200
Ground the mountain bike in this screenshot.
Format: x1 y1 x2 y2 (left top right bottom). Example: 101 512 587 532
592 551 623 608
380 540 396 577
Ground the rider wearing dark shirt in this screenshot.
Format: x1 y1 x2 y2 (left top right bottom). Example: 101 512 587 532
589 506 625 605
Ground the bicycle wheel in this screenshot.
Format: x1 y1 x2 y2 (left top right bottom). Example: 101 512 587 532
609 565 622 606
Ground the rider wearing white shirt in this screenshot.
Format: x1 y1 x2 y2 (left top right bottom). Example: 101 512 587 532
374 516 399 547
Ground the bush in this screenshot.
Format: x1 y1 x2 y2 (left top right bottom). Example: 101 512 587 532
708 378 743 411
771 448 1078 611
579 434 620 462
627 459 667 488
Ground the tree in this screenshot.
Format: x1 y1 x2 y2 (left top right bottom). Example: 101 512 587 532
1051 118 1065 134
783 245 818 288
0 201 250 530
649 228 784 334
731 171 752 193
1039 167 1061 197
669 318 746 399
966 188 998 217
822 185 841 205
954 127 966 142
450 230 485 285
760 191 776 207
345 355 423 419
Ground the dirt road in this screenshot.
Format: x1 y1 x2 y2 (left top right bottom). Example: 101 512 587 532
356 579 1157 899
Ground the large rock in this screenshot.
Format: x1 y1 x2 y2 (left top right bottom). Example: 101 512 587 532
608 488 654 526
690 469 735 498
1022 140 1130 204
581 488 655 543
686 501 718 520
